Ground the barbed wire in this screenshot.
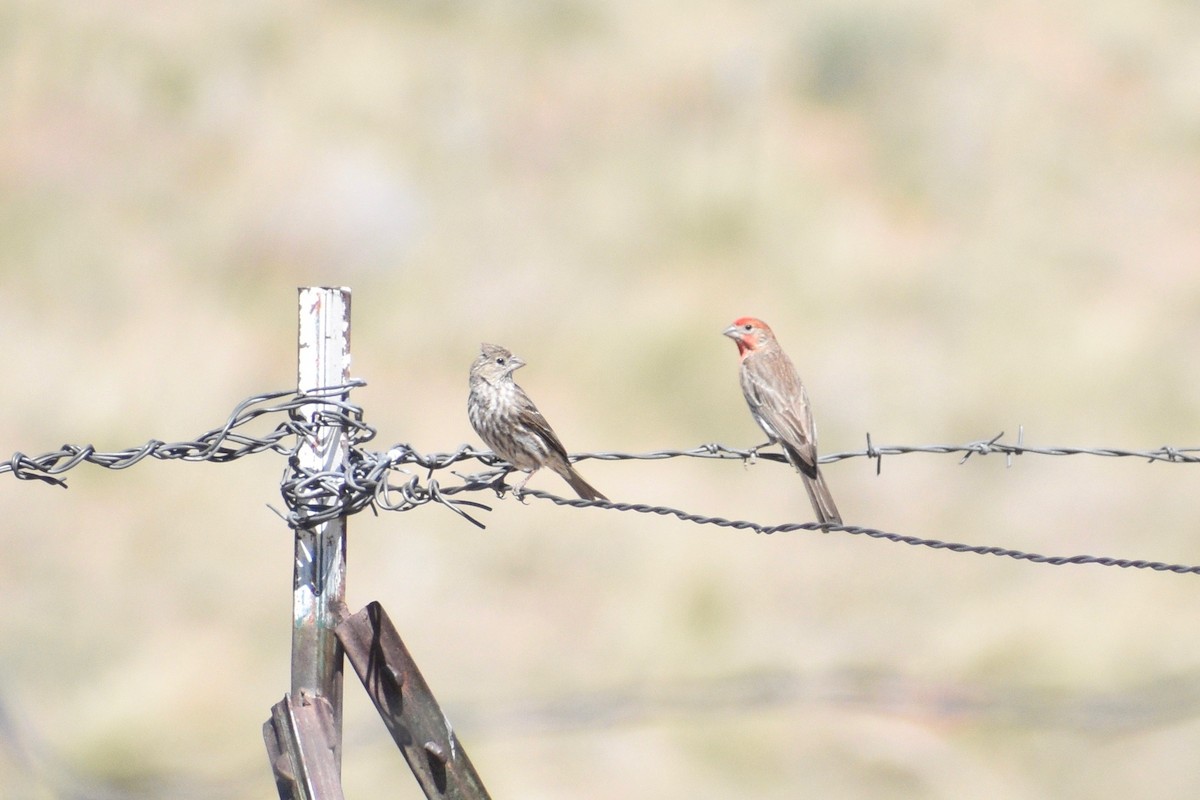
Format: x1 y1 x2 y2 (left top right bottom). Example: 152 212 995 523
565 430 1200 471
0 383 369 487
514 489 1200 574
4 385 1199 574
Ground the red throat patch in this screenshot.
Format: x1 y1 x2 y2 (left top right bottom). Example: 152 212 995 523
729 317 765 359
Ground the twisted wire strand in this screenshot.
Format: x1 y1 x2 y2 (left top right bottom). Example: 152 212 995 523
2 384 366 486
515 489 1200 575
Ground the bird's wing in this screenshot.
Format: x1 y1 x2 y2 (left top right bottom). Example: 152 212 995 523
512 383 573 462
740 349 819 473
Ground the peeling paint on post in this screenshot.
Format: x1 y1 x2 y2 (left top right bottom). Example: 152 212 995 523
293 286 351 772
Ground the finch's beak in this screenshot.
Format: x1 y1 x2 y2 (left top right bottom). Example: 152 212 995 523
722 324 741 340
508 355 527 372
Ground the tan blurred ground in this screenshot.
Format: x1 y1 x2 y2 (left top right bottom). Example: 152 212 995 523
3 1 1200 797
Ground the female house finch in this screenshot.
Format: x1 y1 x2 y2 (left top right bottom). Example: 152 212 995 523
468 343 607 501
723 317 842 525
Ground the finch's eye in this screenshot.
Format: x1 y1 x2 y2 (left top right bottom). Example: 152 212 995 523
743 324 752 331
495 357 505 366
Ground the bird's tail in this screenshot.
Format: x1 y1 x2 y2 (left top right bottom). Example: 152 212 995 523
802 468 841 525
557 462 608 502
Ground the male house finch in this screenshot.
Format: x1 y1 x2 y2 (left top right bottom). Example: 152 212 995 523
468 343 607 501
723 317 842 525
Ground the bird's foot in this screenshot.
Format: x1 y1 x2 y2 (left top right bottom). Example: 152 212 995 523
743 442 765 467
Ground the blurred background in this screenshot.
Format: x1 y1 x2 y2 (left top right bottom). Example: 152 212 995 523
3 0 1200 797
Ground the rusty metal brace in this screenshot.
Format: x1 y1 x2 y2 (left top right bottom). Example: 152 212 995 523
337 601 492 800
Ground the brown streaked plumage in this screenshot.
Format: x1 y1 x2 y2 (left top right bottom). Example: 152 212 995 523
468 343 606 501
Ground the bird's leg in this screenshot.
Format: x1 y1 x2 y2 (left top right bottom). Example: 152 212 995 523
745 440 773 467
513 468 537 503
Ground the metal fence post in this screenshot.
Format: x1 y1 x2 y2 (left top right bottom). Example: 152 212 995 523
292 286 351 767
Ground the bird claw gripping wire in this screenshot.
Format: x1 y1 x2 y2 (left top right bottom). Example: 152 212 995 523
484 469 527 503
736 441 775 469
